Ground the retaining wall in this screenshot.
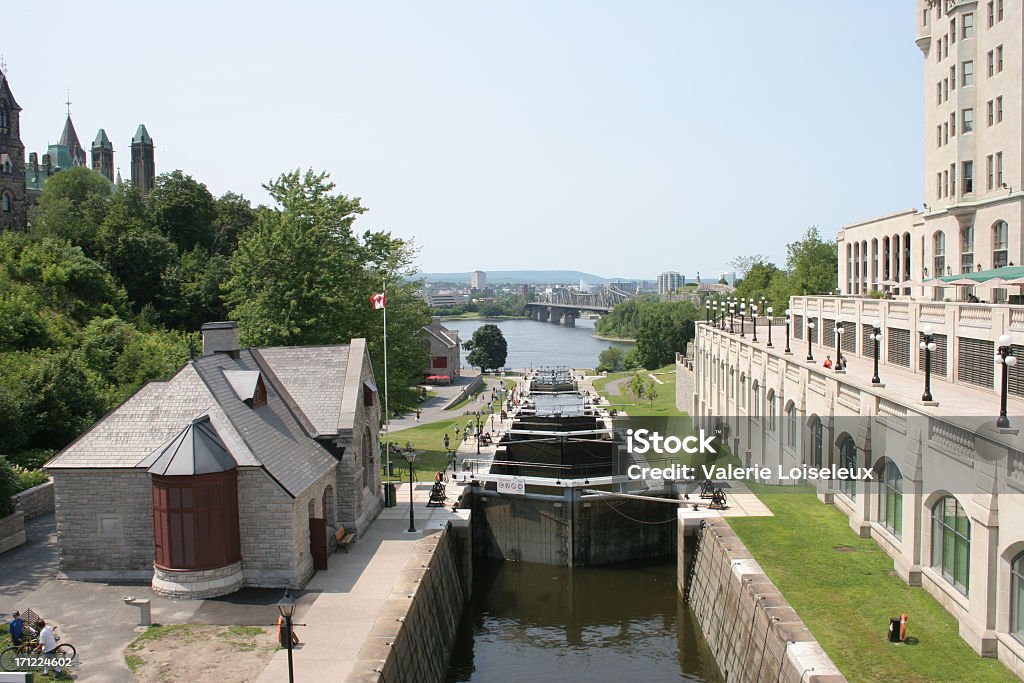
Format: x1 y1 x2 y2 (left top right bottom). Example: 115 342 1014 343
348 519 470 683
0 511 25 554
442 374 484 410
683 515 846 683
13 480 54 519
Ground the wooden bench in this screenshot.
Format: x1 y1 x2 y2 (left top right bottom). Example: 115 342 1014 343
334 526 356 553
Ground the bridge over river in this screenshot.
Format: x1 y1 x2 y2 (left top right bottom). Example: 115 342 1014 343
525 286 634 326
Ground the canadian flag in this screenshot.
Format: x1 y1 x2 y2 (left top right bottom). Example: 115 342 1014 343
370 292 387 310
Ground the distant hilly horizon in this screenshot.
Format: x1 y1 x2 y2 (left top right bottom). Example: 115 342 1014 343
416 270 642 285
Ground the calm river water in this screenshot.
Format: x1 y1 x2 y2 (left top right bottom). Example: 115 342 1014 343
446 559 722 682
443 318 633 370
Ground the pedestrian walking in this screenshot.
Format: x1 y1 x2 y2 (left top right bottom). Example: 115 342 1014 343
443 433 450 451
415 409 421 422
8 611 24 646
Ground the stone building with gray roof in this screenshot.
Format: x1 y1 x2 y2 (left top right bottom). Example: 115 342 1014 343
45 322 383 598
423 317 460 382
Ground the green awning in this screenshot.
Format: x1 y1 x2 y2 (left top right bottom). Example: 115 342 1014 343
937 265 1024 283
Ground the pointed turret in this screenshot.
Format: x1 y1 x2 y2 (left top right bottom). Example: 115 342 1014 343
130 123 155 195
91 128 114 183
58 115 87 167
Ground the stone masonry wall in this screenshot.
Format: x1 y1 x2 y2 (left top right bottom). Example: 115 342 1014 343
53 469 153 579
13 480 54 519
237 467 297 587
684 516 846 683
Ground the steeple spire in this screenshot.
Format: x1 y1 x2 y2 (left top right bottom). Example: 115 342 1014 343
65 88 71 116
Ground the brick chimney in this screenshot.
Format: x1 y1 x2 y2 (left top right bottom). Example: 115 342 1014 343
201 321 240 358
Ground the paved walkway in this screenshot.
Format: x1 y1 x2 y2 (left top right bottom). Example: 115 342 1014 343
387 370 480 433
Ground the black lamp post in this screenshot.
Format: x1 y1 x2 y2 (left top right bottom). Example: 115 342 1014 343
751 304 759 342
739 301 746 337
806 320 816 362
278 592 297 683
476 415 483 455
766 306 774 347
996 334 1017 428
729 302 735 333
405 451 417 532
834 315 844 371
784 308 791 353
711 302 718 326
871 319 882 384
705 304 711 324
920 325 936 402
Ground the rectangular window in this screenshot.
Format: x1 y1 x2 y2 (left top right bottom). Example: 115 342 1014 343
962 12 974 38
944 78 949 100
951 163 956 196
936 38 942 62
987 100 994 126
988 51 994 77
962 108 973 133
997 152 1003 187
998 0 1004 21
997 96 1003 122
936 82 942 105
944 121 949 145
944 34 949 58
963 161 974 194
951 112 956 137
988 1 994 26
962 61 974 86
937 126 943 147
944 170 949 197
923 8 929 27
988 155 995 190
950 18 956 43
997 45 1004 72
937 173 943 198
951 65 957 90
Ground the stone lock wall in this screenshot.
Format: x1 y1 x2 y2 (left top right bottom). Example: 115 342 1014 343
683 516 846 683
13 480 54 519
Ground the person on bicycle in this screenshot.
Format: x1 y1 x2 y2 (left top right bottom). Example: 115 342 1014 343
36 620 62 676
7 612 23 646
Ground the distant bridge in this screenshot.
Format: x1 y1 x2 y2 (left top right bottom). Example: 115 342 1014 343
525 286 635 326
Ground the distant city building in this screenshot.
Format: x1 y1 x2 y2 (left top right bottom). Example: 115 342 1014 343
656 271 684 295
471 270 487 289
427 293 460 308
717 271 737 287
607 280 639 295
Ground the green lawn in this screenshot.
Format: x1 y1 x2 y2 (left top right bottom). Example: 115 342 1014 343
593 364 680 417
728 485 1018 683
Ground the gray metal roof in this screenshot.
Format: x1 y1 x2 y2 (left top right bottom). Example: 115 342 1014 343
138 416 237 475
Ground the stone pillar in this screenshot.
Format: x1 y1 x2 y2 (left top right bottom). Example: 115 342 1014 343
562 310 576 327
538 307 549 322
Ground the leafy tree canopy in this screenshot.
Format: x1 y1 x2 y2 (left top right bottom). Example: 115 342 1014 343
463 324 508 372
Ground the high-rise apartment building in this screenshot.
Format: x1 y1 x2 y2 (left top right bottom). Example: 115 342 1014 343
656 271 683 294
471 270 487 290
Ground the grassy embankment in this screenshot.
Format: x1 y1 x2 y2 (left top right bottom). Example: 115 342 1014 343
383 377 516 479
728 484 1018 683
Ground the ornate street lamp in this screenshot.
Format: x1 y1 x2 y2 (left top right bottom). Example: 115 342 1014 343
870 319 882 385
751 304 760 342
278 592 297 683
806 320 816 362
920 325 936 402
766 307 774 347
405 450 417 532
784 308 791 353
834 315 845 371
705 304 710 324
996 334 1018 428
739 301 746 338
728 302 735 332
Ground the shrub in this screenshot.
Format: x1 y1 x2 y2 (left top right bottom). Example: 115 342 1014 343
14 466 49 491
0 457 19 517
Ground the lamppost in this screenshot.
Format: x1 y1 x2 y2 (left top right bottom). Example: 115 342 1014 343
278 592 297 683
766 307 774 348
739 301 746 337
920 325 936 402
870 319 882 385
834 315 844 371
405 450 417 532
751 304 759 342
705 304 711 324
476 414 483 455
996 335 1018 428
784 308 791 353
807 320 816 362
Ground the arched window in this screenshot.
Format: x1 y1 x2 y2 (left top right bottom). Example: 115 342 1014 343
878 459 903 537
0 103 8 132
308 499 316 519
362 426 373 488
786 402 797 447
752 381 760 419
1012 551 1024 642
0 192 10 212
994 221 1009 268
739 374 746 409
767 390 777 432
933 231 946 276
807 416 823 467
838 437 857 499
932 496 971 594
322 485 335 524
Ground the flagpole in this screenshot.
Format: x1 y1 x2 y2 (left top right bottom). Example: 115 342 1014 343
382 279 391 487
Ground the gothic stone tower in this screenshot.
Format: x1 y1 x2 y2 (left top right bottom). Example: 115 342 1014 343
0 72 28 231
130 124 155 195
91 129 114 183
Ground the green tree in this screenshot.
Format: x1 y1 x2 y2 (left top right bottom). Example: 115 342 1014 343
597 346 626 372
784 226 838 298
0 456 20 516
98 188 177 309
32 167 114 256
634 301 697 369
463 324 507 372
211 192 257 255
159 248 231 330
147 171 218 253
626 372 656 405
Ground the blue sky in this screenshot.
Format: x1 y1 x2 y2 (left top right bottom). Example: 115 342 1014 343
7 1 922 279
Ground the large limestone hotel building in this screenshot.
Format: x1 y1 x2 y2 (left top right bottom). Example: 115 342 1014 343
687 1 1024 677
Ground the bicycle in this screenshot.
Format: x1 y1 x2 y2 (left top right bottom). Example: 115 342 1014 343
0 627 77 671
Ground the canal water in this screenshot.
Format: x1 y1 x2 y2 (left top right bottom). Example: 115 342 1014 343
446 559 722 682
443 318 633 370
